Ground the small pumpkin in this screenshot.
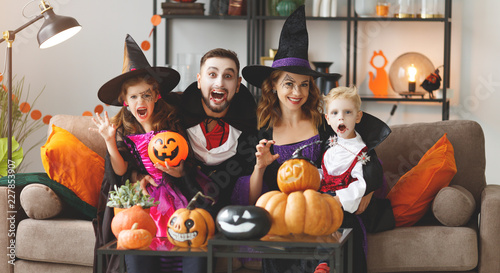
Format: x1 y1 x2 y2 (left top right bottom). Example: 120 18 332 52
216 205 272 240
111 205 157 238
148 131 189 167
256 189 343 236
167 192 215 248
117 223 153 250
277 144 321 194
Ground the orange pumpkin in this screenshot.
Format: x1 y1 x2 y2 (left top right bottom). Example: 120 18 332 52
148 131 189 167
111 205 157 238
117 223 153 250
167 192 215 248
277 158 321 194
256 190 343 236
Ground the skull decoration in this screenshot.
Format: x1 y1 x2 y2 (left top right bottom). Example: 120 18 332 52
167 192 215 248
216 205 272 240
148 131 188 167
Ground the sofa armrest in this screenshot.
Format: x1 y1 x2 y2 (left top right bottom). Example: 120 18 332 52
479 184 500 273
0 185 28 273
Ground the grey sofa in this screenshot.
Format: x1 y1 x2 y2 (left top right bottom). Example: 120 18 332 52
0 115 498 273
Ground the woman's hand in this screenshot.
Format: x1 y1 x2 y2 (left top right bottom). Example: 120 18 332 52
255 139 280 170
154 160 185 178
355 191 374 215
90 111 116 143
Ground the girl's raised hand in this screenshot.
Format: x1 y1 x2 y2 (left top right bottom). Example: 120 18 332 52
255 139 279 170
90 111 116 142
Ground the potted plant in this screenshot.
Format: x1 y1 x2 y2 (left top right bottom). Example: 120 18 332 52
107 180 159 214
0 77 47 176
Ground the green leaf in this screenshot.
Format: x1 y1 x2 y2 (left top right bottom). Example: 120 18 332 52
0 137 24 177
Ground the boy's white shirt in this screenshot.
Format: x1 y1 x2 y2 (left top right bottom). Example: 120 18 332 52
186 124 242 166
322 131 367 213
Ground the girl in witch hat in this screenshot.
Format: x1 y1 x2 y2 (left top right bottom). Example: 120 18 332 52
234 5 392 273
93 34 193 273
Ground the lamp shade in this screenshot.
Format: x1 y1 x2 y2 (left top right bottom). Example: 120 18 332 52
37 9 81 49
389 52 434 94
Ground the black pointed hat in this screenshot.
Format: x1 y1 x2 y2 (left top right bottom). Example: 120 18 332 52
242 6 341 88
98 34 180 106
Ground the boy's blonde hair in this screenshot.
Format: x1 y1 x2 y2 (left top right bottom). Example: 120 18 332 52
324 86 362 112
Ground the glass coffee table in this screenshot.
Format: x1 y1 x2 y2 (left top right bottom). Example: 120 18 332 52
207 228 353 273
96 237 207 273
97 229 352 273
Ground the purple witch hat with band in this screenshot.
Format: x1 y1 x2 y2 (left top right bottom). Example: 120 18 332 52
242 5 341 88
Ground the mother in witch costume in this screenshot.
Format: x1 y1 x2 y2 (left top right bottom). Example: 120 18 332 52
232 6 394 273
93 35 201 273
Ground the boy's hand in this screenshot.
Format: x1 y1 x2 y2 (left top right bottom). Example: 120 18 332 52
355 191 373 215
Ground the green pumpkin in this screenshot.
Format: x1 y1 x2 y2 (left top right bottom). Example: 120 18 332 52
276 0 297 17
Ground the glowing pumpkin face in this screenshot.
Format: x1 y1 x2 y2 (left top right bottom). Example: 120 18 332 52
277 158 321 194
148 131 188 167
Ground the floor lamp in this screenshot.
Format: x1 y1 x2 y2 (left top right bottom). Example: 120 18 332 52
0 0 81 166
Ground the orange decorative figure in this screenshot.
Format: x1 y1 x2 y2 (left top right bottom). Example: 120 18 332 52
368 50 389 96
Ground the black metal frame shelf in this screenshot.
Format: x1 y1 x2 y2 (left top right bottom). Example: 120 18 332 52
352 0 452 120
151 0 452 120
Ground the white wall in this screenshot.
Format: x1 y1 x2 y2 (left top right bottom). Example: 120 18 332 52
1 0 498 185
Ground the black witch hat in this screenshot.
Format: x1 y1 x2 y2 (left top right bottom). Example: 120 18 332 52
242 5 341 88
98 34 180 106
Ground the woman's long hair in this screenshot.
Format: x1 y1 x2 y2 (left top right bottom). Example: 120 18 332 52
257 70 323 130
110 74 184 137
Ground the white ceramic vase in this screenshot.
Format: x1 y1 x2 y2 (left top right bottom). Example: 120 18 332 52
312 0 322 17
320 0 331 17
355 0 377 17
330 0 337 17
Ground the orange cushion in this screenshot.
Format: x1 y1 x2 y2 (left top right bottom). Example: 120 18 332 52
387 134 457 227
41 125 104 207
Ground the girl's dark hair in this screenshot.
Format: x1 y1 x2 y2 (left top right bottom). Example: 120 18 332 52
257 70 323 130
110 74 184 136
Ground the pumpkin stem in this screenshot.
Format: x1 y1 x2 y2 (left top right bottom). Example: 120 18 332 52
131 223 138 230
187 191 215 210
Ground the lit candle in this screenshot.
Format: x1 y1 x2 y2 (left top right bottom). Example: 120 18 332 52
408 64 417 92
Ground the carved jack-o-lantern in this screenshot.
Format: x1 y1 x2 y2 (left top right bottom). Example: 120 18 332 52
277 157 321 194
167 192 215 248
148 131 188 167
216 205 272 240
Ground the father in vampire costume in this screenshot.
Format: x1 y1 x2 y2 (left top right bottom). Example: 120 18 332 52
167 48 258 217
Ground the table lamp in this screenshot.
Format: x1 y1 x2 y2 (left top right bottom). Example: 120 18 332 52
389 52 434 95
0 0 82 166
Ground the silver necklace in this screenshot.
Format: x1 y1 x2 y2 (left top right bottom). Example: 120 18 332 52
327 136 370 165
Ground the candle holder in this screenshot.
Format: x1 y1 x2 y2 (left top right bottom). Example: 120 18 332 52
312 61 337 95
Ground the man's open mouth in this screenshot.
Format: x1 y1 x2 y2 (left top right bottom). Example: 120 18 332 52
211 90 227 103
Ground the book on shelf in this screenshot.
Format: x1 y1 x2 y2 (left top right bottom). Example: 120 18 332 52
161 2 204 10
163 8 205 15
162 1 205 15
